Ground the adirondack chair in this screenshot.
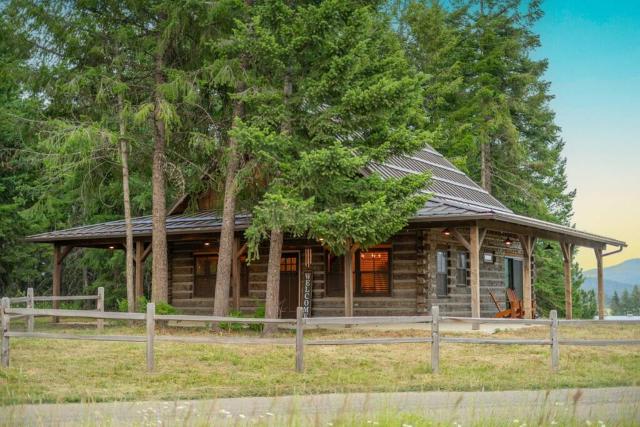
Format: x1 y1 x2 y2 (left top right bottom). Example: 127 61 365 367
488 290 514 318
506 288 524 318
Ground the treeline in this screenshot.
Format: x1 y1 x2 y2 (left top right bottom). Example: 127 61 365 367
0 0 596 318
610 286 640 316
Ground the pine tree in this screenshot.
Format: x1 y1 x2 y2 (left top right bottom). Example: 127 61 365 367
238 0 430 327
610 290 621 315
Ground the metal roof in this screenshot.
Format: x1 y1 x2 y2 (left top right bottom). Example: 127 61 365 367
26 212 251 243
26 144 625 248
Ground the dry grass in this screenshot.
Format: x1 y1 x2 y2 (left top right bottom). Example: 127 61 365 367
0 319 638 405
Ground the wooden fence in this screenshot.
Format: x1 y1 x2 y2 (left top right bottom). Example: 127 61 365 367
3 288 105 331
1 300 639 373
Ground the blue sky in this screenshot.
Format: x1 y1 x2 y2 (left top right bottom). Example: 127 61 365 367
534 0 640 268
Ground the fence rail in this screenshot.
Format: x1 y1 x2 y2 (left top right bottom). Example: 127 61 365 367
3 288 105 332
1 299 639 374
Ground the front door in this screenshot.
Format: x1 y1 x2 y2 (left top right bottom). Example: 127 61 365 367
504 257 524 301
194 255 218 298
279 253 299 318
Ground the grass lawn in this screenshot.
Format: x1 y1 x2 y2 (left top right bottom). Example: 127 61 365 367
0 319 639 405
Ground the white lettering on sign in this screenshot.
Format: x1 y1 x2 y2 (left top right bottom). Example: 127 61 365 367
302 269 313 318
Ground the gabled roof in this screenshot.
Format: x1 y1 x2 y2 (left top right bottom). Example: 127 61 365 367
26 143 625 249
366 143 511 213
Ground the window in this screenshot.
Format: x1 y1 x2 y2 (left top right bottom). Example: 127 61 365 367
356 248 391 296
457 252 469 286
325 252 345 297
436 249 448 296
194 255 218 298
280 255 298 272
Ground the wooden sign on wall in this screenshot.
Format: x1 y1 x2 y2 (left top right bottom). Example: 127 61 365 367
302 268 313 318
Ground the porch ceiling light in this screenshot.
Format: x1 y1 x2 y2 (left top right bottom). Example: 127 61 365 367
108 245 115 250
204 242 210 247
442 228 452 237
544 243 553 251
504 237 513 247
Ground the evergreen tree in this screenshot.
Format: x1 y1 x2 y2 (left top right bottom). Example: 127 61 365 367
610 290 621 315
237 0 430 328
400 0 587 317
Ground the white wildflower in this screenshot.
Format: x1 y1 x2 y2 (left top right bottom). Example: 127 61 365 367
266 412 275 417
239 414 246 419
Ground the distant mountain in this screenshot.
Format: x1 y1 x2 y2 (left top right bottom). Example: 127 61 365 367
582 258 640 298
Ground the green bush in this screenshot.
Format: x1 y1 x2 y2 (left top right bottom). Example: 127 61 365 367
116 296 178 315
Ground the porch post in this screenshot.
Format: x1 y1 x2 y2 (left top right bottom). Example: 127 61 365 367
594 247 605 320
52 245 62 323
519 236 535 319
135 241 144 309
469 225 481 330
344 244 354 318
560 242 573 320
232 237 241 311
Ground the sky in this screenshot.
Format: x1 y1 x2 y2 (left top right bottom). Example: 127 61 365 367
534 0 640 270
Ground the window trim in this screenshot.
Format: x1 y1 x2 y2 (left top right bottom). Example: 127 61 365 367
355 247 392 297
436 249 449 297
456 251 469 286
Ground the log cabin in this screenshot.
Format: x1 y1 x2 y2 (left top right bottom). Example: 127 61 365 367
26 143 625 320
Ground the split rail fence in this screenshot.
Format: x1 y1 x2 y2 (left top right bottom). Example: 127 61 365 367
1 297 639 374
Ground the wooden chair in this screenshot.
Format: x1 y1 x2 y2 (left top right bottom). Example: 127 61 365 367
488 289 514 318
506 288 524 318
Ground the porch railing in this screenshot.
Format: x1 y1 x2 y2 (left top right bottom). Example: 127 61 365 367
1 300 639 374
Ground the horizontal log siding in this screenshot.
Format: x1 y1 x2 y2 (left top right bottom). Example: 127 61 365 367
421 229 525 317
312 231 419 317
168 229 524 317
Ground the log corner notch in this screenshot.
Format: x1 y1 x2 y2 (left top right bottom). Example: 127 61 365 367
518 235 536 320
560 242 573 320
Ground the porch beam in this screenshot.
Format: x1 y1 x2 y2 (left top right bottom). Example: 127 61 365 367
560 242 573 320
518 235 536 319
135 241 145 309
452 229 471 252
469 225 481 330
52 244 72 323
594 248 605 320
141 243 152 262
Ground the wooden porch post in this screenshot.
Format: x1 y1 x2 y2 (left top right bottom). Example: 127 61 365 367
344 243 355 318
469 226 481 329
232 237 241 311
135 241 144 309
519 235 535 319
594 248 605 320
560 242 573 320
52 245 62 319
52 244 73 322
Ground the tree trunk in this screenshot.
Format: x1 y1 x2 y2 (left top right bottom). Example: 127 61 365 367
263 71 293 335
151 39 169 303
118 94 135 312
480 139 492 192
263 229 284 335
212 96 243 318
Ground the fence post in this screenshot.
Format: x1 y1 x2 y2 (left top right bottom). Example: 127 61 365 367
431 305 440 374
1 297 10 368
550 309 559 372
295 306 304 373
146 303 155 372
27 288 34 333
96 287 104 332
